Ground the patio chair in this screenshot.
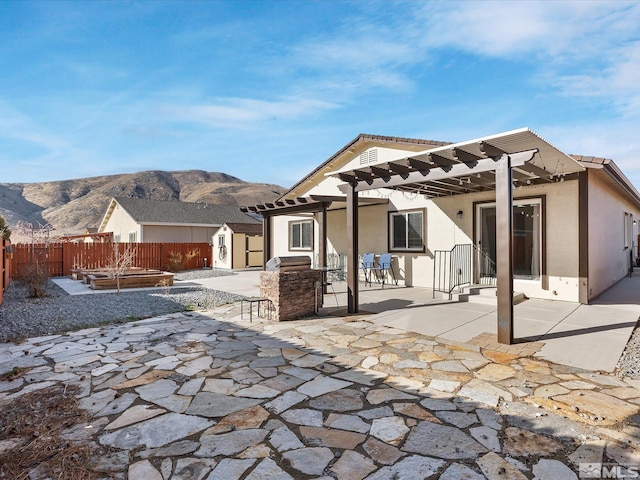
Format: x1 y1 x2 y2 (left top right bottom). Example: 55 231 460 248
369 253 398 288
361 253 375 286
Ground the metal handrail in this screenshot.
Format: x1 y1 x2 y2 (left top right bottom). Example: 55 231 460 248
433 244 472 298
474 243 497 286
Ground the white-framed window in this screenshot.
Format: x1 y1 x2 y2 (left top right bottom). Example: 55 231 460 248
218 235 225 247
289 219 313 250
114 234 121 243
128 231 137 243
389 210 424 251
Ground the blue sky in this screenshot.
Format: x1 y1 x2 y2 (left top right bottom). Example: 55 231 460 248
1 0 639 190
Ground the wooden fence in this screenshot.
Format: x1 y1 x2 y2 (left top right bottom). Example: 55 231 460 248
1 239 11 305
10 242 211 278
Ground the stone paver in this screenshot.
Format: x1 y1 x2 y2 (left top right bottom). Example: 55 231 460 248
1 304 639 479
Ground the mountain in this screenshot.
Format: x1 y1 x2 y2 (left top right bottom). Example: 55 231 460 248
0 170 286 237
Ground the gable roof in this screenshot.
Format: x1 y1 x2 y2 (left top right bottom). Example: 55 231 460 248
572 154 640 206
221 222 263 235
281 133 451 199
100 197 260 231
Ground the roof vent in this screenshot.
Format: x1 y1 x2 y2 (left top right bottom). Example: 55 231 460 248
359 148 378 165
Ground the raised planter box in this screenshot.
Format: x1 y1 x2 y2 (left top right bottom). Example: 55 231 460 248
88 271 174 290
73 267 157 283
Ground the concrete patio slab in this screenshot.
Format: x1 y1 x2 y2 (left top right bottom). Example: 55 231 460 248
189 269 262 297
52 269 261 297
333 273 640 373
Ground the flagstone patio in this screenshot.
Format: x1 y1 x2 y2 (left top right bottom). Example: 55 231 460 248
1 298 639 479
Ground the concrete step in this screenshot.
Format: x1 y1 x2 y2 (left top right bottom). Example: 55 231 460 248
450 286 526 305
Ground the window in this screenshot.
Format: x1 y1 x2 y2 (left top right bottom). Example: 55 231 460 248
289 220 313 250
218 235 225 247
128 231 137 243
390 210 424 251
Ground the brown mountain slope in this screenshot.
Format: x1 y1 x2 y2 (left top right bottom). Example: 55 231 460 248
0 170 285 236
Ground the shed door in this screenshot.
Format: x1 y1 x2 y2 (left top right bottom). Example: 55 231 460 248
246 236 263 267
232 234 246 269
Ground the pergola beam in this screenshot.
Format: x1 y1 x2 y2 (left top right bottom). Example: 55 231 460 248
388 161 413 175
478 141 506 158
406 156 434 172
338 150 537 193
428 152 457 170
452 147 482 166
517 162 554 182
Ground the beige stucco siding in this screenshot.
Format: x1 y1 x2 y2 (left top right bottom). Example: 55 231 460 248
288 180 583 300
271 214 316 263
588 170 640 299
143 225 218 243
102 203 141 243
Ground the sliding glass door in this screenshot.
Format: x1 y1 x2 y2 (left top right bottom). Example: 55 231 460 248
476 199 542 281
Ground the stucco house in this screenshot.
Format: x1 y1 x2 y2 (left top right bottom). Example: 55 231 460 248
243 128 640 344
98 197 260 243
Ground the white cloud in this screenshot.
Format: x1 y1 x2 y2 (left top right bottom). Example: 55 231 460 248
410 1 640 116
0 100 69 151
417 1 639 60
553 41 640 116
163 96 340 128
541 121 640 189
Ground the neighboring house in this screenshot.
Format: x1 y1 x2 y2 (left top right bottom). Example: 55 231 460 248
212 222 263 270
243 128 640 343
99 197 260 243
60 228 112 243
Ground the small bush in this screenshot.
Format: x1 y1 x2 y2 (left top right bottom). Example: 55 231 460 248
166 249 199 272
20 263 49 298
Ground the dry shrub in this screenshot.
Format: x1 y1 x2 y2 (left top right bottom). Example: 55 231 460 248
19 262 49 298
0 384 106 480
166 248 199 272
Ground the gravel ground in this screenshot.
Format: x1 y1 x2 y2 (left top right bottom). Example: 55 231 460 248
617 323 640 378
0 269 243 343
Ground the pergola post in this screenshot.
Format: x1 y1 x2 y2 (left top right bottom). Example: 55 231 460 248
495 154 514 344
346 184 359 313
317 205 328 294
317 205 327 269
262 214 272 269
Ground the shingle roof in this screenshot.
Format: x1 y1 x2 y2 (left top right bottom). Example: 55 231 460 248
281 133 451 200
224 223 263 235
114 197 260 225
570 154 611 165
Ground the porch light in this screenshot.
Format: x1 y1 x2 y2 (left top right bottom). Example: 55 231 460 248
456 210 463 218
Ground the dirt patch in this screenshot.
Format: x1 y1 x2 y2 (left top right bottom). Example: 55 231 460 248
0 384 108 480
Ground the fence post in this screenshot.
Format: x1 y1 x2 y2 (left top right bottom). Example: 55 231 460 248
1 239 5 306
63 242 71 276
